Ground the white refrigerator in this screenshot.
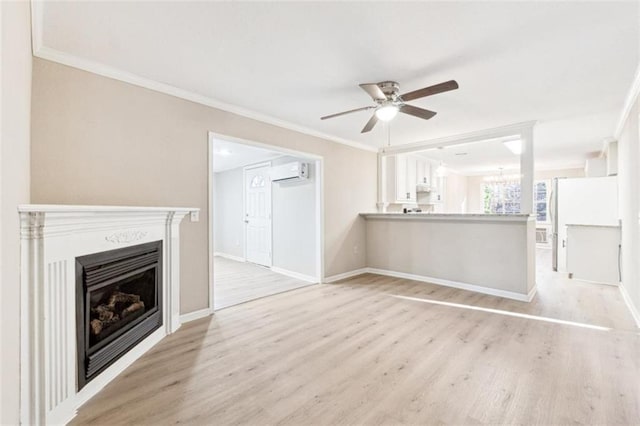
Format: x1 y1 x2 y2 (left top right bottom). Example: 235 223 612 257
551 176 620 280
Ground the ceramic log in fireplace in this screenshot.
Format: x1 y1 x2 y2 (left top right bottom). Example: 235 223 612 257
76 241 163 389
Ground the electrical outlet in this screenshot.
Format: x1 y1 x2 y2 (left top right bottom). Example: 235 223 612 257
189 211 199 222
353 244 359 255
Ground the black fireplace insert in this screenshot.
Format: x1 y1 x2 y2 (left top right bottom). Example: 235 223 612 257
76 240 163 389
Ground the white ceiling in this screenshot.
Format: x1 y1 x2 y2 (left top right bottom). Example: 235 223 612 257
212 138 282 173
416 138 523 176
38 2 639 169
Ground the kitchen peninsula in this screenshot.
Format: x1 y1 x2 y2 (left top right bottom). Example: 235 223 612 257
361 213 536 301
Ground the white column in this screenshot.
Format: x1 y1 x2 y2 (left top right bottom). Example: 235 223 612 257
520 127 535 215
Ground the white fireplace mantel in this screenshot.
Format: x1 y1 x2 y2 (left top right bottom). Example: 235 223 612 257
18 205 199 425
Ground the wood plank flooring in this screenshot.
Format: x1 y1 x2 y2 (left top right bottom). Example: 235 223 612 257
214 256 315 309
71 250 639 425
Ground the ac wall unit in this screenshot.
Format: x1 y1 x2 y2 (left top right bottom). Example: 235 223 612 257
270 162 309 182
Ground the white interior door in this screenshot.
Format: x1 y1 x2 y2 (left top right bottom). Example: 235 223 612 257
244 164 272 267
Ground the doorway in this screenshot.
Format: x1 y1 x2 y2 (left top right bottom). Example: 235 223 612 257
208 133 323 310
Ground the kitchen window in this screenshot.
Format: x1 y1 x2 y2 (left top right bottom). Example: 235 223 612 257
482 179 549 221
534 180 550 222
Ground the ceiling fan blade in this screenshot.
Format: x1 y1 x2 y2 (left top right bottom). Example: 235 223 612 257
321 106 374 120
361 114 378 133
400 80 459 102
400 104 437 120
359 83 387 101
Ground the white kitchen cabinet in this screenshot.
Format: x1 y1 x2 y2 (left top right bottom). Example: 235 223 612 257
416 158 429 185
384 155 447 205
385 154 418 203
566 224 620 285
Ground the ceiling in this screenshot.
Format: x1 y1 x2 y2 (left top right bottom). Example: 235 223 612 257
212 138 282 173
416 138 523 175
37 2 639 169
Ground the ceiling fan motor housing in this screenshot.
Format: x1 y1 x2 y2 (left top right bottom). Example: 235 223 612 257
378 81 400 100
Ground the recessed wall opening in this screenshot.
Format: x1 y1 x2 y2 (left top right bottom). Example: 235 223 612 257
208 133 323 310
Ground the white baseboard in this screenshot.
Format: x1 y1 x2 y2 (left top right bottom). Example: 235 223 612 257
180 308 213 324
294 266 537 302
619 283 640 328
323 268 369 283
214 252 246 263
526 285 538 302
367 267 535 302
270 266 318 283
571 277 619 286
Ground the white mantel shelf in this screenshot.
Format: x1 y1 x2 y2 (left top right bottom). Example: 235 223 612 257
18 204 199 425
361 212 534 223
19 204 198 213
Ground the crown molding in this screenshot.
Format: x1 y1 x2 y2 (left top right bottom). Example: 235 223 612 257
33 46 378 153
614 61 640 140
29 1 377 153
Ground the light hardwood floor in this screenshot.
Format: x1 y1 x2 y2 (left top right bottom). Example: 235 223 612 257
214 256 315 309
71 250 639 425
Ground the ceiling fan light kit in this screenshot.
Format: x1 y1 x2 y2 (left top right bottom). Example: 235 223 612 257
375 104 399 121
321 79 459 133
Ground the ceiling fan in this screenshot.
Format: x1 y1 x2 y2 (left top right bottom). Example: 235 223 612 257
321 80 459 133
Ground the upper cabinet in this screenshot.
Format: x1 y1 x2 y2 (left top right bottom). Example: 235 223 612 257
384 154 442 205
387 154 415 203
416 158 427 185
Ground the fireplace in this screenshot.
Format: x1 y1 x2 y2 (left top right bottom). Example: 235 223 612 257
76 240 163 389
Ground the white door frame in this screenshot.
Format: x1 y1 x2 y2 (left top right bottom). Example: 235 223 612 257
208 131 325 313
243 161 273 267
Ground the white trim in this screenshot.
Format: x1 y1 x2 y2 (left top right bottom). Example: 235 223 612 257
208 137 215 315
323 268 369 283
379 121 537 155
31 44 376 154
209 132 325 311
30 0 43 56
211 133 324 161
614 61 640 139
323 266 536 302
213 252 246 263
366 267 536 302
270 266 318 284
316 158 325 282
619 283 640 328
570 277 619 287
180 308 213 324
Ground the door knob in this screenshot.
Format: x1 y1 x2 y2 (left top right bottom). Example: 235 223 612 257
244 220 249 223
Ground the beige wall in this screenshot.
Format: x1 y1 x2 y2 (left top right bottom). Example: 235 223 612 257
1 1 32 423
31 58 377 314
366 217 535 297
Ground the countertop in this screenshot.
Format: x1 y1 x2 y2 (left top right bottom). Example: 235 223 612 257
360 212 534 223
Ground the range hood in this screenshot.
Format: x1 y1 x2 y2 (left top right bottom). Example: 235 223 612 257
416 183 436 193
